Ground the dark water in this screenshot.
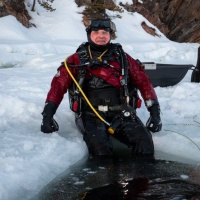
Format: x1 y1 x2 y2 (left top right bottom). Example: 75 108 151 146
79 177 200 200
33 139 200 200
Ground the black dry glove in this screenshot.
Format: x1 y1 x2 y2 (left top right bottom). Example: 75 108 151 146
41 102 59 133
146 100 162 133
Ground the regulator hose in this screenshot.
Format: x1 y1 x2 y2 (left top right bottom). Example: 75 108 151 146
64 58 116 134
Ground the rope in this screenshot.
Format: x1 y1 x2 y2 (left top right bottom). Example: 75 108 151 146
162 116 200 151
163 116 200 127
164 123 200 127
163 129 200 152
193 115 200 126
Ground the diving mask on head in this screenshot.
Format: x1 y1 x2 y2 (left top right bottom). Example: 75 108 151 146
86 19 116 34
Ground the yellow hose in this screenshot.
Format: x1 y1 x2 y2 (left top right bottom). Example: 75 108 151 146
64 58 112 129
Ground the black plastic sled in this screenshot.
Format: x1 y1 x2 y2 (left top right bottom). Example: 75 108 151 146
144 46 200 87
143 62 193 87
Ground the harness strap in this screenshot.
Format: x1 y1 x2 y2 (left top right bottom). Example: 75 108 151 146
117 45 130 104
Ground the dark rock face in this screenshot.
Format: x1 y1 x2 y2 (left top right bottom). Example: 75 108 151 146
132 0 200 43
164 0 200 43
0 0 32 28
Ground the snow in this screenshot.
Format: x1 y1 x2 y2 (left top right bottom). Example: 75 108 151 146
0 0 200 199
